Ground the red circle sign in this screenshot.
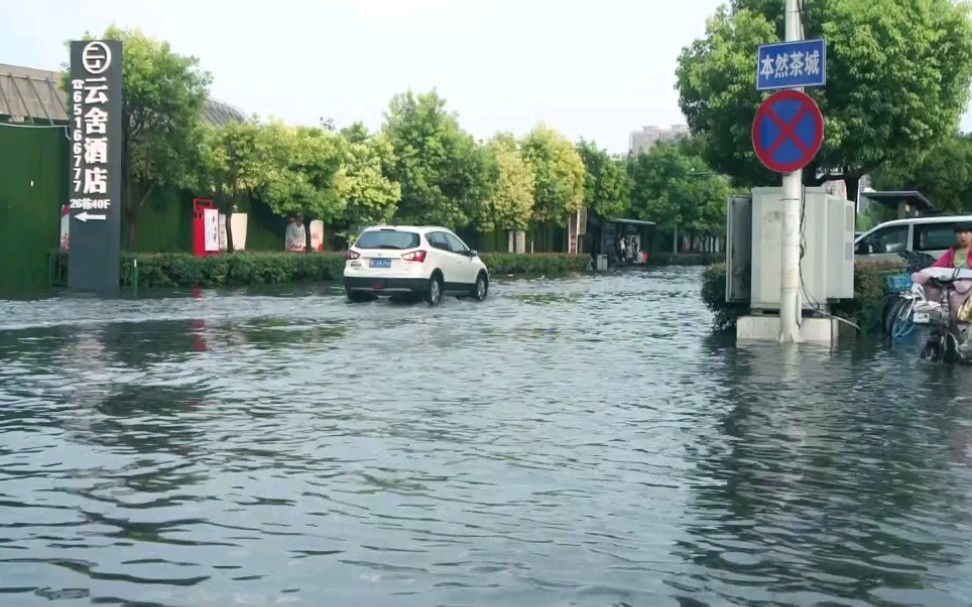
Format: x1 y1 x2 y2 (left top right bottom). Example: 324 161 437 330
752 89 824 173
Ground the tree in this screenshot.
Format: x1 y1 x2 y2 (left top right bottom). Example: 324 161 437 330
520 123 586 225
65 26 213 250
675 0 972 201
257 122 348 225
627 141 730 241
381 89 489 229
203 118 262 205
477 133 535 233
576 139 629 218
870 131 972 213
336 123 402 233
340 121 371 145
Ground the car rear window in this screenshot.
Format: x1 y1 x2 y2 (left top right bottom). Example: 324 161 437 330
354 229 420 249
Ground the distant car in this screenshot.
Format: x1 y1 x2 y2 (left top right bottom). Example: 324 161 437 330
855 214 972 263
343 226 490 304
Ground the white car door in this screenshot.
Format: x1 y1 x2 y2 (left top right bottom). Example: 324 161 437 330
427 231 462 286
444 232 477 285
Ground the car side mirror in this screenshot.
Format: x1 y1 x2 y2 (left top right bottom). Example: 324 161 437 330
468 250 478 258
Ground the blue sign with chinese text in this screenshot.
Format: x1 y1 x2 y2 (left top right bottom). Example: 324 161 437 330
756 39 826 91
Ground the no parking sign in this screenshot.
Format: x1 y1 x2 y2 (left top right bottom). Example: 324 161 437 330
751 89 824 173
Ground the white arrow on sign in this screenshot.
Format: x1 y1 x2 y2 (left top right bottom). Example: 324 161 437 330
75 211 106 222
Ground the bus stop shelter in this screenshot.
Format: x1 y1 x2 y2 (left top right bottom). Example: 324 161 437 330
859 190 935 219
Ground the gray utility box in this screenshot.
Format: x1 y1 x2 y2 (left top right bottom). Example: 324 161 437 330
726 187 855 311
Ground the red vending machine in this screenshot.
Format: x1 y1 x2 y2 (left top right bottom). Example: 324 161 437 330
192 198 221 256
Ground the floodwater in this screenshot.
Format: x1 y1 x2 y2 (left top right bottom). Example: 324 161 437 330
1 267 972 607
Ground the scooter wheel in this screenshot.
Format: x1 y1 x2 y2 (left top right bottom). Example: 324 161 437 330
921 339 944 362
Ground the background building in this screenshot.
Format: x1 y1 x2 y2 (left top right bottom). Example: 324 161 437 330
628 124 689 155
0 62 245 126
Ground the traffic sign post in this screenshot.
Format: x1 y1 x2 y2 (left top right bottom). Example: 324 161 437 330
752 89 824 173
749 0 827 344
756 39 826 91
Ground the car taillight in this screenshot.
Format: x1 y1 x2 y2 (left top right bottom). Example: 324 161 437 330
402 250 427 262
346 250 360 260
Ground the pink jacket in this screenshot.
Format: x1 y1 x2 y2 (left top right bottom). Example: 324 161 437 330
932 247 972 269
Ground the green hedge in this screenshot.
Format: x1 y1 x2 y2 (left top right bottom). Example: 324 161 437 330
49 250 591 289
701 259 907 333
482 253 590 275
648 252 721 266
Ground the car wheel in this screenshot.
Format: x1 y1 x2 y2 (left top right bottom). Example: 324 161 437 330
346 289 372 303
425 273 443 305
472 272 488 301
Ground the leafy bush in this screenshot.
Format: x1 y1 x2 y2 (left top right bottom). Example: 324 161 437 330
649 252 721 266
480 253 590 275
832 259 908 334
116 252 347 288
701 259 907 333
51 250 590 289
700 263 749 331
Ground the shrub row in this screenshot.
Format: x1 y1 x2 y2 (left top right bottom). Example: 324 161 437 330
648 252 722 266
50 250 593 289
700 259 907 334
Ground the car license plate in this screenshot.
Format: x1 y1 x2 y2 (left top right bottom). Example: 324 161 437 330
369 258 391 269
914 312 930 324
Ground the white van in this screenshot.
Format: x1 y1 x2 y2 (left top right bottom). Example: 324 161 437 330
854 214 972 262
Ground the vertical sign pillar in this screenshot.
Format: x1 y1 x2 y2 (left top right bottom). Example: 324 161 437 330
68 39 123 295
754 5 827 343
779 0 803 343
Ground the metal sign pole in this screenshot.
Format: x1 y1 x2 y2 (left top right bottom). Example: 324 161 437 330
779 0 803 343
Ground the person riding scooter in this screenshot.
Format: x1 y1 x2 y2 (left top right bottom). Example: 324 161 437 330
911 221 972 326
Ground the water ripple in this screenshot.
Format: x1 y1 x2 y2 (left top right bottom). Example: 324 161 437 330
1 269 972 606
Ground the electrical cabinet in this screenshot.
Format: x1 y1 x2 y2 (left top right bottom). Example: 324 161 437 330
726 195 752 303
726 187 855 311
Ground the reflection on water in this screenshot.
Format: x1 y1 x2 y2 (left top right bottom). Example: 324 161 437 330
1 268 971 606
675 343 972 607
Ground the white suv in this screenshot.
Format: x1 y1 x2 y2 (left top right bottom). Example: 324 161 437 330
343 226 490 304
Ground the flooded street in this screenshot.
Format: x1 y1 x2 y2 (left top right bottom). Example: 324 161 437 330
2 267 972 606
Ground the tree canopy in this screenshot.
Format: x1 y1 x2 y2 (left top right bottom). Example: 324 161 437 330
520 123 587 225
627 140 730 235
203 118 261 203
576 139 629 219
381 90 489 229
478 133 535 233
336 123 401 230
870 131 972 214
676 0 972 199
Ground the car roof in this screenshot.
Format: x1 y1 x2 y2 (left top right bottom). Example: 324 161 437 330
856 214 972 243
360 225 452 234
868 214 972 228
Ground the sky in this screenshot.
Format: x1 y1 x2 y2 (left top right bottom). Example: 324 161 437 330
2 0 971 155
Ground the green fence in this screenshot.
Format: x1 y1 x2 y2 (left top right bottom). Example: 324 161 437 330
0 125 68 292
0 127 293 293
133 187 288 253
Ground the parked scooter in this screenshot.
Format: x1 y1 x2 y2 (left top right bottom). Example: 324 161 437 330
887 266 972 364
